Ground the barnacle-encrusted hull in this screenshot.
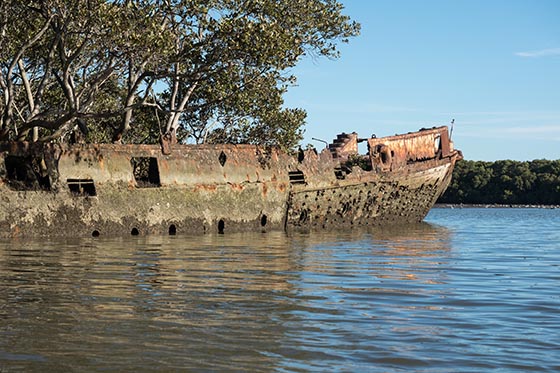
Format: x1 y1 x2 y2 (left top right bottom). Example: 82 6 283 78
0 126 461 237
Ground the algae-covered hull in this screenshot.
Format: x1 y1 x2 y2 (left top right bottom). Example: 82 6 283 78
0 126 461 238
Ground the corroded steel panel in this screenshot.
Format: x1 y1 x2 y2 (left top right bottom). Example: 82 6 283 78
368 126 453 171
0 126 461 237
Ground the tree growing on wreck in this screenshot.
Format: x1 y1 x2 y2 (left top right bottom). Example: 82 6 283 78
0 0 359 150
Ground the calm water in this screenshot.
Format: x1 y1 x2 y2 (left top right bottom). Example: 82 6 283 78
1 208 559 372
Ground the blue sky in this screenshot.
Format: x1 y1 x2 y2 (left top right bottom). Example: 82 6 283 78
284 0 560 161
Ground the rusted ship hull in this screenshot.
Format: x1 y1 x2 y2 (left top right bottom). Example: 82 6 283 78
287 159 455 230
0 126 461 238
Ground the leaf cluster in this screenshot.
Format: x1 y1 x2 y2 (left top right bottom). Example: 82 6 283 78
1 0 359 150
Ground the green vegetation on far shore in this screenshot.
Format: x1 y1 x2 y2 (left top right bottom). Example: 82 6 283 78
438 159 560 205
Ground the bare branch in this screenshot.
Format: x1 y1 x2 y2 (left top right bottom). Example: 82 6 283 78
17 59 35 115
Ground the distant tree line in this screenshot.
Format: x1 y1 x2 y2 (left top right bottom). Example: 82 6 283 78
438 159 560 205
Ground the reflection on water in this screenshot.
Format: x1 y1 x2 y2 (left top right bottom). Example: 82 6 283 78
1 232 297 371
1 211 560 372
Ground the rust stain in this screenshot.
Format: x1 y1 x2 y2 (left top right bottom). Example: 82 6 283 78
0 126 461 238
262 182 268 196
194 184 218 192
229 183 244 191
98 154 105 170
159 159 170 172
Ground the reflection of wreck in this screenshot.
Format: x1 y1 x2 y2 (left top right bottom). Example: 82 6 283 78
0 126 461 237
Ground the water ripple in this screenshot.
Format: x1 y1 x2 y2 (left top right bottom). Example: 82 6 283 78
1 209 559 371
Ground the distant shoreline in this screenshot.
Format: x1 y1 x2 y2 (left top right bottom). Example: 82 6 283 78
434 203 560 209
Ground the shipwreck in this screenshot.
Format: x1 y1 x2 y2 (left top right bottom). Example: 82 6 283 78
0 126 461 238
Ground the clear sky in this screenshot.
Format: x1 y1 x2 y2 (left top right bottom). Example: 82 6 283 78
284 0 560 161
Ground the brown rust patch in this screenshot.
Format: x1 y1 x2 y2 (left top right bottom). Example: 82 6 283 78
159 159 170 172
262 182 268 196
194 184 218 192
0 126 460 238
229 183 245 191
98 154 105 170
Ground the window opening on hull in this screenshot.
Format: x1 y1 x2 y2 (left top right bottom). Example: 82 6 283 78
434 136 441 153
131 157 160 187
334 167 346 180
4 155 51 191
288 170 306 184
67 178 96 196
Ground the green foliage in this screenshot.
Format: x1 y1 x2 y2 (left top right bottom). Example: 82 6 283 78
1 0 359 150
439 159 560 205
345 154 372 171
